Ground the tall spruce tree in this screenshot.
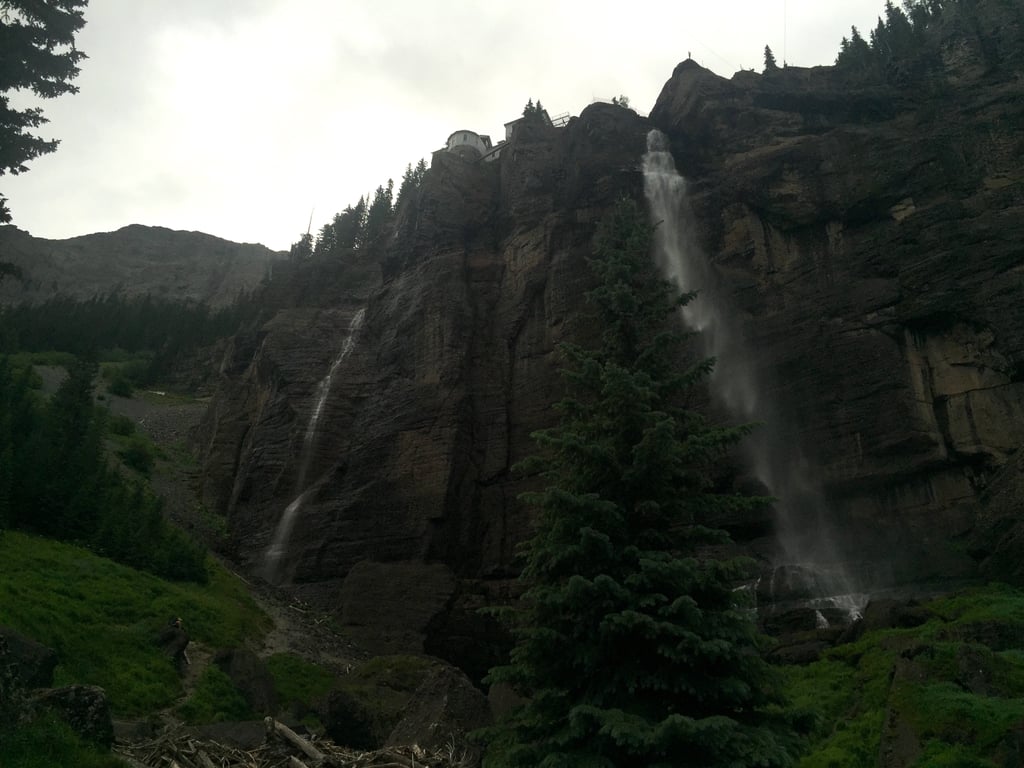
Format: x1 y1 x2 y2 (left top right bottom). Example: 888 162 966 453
482 198 794 768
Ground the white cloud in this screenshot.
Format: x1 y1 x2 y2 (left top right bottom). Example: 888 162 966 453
3 0 888 250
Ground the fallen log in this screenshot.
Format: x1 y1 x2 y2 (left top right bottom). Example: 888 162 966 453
265 717 325 762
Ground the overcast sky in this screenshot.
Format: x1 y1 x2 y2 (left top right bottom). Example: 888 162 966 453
4 0 887 252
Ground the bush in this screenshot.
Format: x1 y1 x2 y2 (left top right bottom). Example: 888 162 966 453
107 375 133 398
267 653 337 711
107 414 135 436
0 713 126 768
117 436 154 475
177 667 255 724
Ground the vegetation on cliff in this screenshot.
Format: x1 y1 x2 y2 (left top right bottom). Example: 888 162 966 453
481 198 795 767
833 0 1023 84
784 585 1024 767
290 157 427 261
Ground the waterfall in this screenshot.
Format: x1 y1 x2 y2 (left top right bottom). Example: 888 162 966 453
262 307 366 581
642 130 865 619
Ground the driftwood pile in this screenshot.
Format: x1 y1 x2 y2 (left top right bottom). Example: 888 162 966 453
114 718 477 768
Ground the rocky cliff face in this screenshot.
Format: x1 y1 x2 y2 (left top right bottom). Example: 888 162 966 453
649 0 1024 588
198 0 1024 674
0 224 283 306
197 106 649 673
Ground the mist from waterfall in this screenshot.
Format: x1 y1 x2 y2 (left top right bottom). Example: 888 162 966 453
262 307 366 581
641 130 861 608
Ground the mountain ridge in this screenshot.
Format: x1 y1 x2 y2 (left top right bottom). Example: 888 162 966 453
0 223 285 307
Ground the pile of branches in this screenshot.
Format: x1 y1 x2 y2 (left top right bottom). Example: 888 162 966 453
115 718 477 768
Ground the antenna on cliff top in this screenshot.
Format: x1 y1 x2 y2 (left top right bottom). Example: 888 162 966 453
783 0 788 66
306 208 314 236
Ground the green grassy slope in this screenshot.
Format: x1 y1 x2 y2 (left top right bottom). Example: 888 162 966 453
0 530 268 716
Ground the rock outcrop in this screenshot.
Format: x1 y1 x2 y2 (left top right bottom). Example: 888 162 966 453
197 105 649 674
1 629 113 747
0 625 58 689
198 0 1024 674
649 0 1024 586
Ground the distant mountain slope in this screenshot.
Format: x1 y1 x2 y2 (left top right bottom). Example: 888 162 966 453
0 224 286 306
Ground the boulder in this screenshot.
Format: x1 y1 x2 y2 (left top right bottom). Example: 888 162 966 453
386 664 490 756
318 687 377 751
212 648 278 715
338 561 456 654
860 599 931 633
31 684 113 747
0 626 58 688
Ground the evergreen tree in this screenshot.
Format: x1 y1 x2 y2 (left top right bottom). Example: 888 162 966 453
364 179 394 246
482 198 794 768
395 163 416 211
396 159 428 212
333 196 367 251
313 219 336 258
836 25 873 68
0 0 88 223
289 231 313 260
764 45 779 71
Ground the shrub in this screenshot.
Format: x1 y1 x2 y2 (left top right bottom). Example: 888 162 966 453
107 375 133 398
0 714 126 768
177 667 255 724
117 436 154 475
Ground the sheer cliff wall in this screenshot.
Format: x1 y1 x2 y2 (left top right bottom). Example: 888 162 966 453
198 3 1024 674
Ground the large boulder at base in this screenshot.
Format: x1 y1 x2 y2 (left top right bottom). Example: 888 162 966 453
212 648 279 715
0 626 58 688
32 684 113 747
386 664 491 756
319 687 378 751
338 561 457 654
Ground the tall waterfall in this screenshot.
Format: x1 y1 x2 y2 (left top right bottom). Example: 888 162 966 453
642 130 863 614
262 307 366 581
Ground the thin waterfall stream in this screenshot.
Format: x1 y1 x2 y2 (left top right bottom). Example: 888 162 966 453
642 129 866 622
262 307 366 581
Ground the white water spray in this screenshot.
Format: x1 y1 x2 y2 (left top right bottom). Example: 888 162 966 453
262 308 366 580
642 130 864 618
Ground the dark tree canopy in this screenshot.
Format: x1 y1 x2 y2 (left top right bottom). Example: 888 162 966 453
481 198 795 768
0 354 208 582
832 0 973 82
0 0 88 223
764 44 779 71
